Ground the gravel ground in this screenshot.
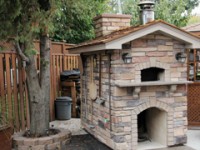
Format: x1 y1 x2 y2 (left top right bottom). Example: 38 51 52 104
65 134 112 150
51 119 112 150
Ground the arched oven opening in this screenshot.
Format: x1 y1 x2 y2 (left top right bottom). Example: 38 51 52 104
137 107 167 147
141 67 165 82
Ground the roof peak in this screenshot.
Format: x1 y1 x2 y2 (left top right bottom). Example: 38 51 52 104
68 19 200 53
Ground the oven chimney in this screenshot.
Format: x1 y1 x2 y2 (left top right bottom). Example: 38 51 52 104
138 0 155 25
93 14 131 38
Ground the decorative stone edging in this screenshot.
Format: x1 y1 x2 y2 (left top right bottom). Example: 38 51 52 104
12 129 71 150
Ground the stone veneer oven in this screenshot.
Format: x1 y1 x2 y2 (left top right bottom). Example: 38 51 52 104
68 13 200 150
79 33 189 150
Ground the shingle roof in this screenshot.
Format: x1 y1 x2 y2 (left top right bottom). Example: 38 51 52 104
182 22 200 32
69 20 200 50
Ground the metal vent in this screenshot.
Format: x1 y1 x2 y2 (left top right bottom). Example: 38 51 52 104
138 0 155 25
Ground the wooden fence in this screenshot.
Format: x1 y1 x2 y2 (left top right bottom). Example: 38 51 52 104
50 54 80 121
0 52 79 131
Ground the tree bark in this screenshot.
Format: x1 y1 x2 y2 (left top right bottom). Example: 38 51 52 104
25 35 50 137
39 34 50 133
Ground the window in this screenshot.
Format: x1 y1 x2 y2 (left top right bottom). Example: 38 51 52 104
188 49 200 81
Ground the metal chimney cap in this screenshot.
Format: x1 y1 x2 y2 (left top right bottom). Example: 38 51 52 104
139 0 155 5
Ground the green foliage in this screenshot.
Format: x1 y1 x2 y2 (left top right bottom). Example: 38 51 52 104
187 15 200 25
107 0 140 25
0 0 59 54
107 0 199 27
25 49 38 56
155 0 193 27
1 0 198 46
0 0 60 136
52 0 198 43
0 45 5 51
156 0 198 27
52 0 108 44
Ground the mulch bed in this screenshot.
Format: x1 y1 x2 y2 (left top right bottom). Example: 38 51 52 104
65 134 112 150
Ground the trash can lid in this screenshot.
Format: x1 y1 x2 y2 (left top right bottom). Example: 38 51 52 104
60 69 80 77
56 96 72 101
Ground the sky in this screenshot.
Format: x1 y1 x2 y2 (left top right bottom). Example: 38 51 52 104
192 1 200 15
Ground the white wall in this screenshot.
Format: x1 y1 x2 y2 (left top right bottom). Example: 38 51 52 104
146 107 167 146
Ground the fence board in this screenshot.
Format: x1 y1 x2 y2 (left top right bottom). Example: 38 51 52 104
11 54 20 131
52 55 56 99
5 54 12 123
18 58 25 130
59 55 62 72
64 56 67 70
74 56 76 69
56 55 60 97
0 54 6 125
67 56 70 70
50 55 54 121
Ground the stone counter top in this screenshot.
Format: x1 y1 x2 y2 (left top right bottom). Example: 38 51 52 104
115 81 192 87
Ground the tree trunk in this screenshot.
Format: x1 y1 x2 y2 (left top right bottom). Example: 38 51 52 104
25 35 50 137
39 35 50 133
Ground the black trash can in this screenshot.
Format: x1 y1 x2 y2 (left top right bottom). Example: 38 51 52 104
55 96 72 120
60 69 80 81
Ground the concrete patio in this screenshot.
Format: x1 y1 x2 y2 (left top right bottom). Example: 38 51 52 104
50 119 200 150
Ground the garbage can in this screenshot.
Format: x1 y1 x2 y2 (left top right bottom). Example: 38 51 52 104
60 69 80 81
60 69 81 97
55 96 72 120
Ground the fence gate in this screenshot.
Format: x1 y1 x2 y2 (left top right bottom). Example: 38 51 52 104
188 83 200 126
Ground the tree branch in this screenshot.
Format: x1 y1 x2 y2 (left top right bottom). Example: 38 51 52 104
15 41 30 63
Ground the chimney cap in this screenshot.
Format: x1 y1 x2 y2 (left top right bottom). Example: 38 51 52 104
139 0 155 5
93 13 132 21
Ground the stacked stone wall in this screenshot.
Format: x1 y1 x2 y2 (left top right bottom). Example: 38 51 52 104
81 52 115 149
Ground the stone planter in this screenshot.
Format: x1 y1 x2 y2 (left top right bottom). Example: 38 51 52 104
12 128 71 150
0 125 13 150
